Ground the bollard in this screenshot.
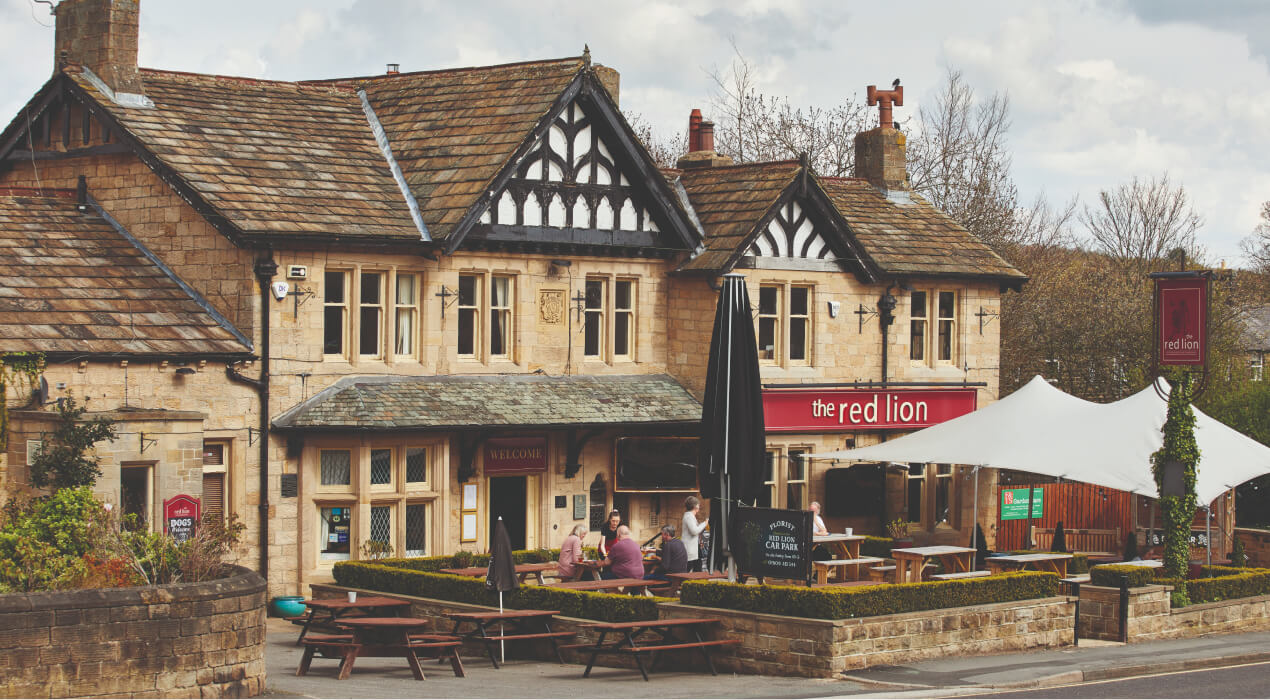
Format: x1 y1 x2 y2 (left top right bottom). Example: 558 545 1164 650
1118 574 1129 643
1071 581 1081 646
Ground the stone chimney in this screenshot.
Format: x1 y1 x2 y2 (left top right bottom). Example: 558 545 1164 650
593 64 620 106
853 82 908 194
54 0 144 96
675 108 733 170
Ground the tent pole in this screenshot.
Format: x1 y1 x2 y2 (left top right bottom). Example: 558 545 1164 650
1206 506 1212 571
971 466 980 554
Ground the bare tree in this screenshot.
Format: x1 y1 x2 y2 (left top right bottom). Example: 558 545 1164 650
1240 200 1270 273
1080 173 1203 279
625 111 686 169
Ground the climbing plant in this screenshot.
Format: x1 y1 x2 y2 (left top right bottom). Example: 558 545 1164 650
0 352 46 451
1150 371 1200 602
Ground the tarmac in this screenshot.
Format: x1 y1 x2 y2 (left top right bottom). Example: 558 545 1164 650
260 617 1270 698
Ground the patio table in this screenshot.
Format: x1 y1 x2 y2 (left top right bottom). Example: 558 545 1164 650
986 552 1074 577
563 618 739 681
444 609 570 668
662 571 727 596
297 617 463 681
437 562 555 585
292 596 410 644
890 546 977 583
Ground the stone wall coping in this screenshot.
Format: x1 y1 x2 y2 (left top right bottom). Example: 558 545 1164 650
0 564 264 614
647 596 1072 626
1080 583 1171 595
1171 592 1270 615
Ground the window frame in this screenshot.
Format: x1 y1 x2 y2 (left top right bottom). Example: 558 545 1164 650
368 447 395 491
489 274 514 360
358 270 386 359
404 500 430 557
202 440 230 522
788 285 812 366
613 278 635 361
457 273 482 360
757 284 781 364
761 444 811 510
936 291 956 364
393 272 421 360
909 291 928 363
318 448 354 494
910 289 959 367
584 277 606 360
323 269 351 359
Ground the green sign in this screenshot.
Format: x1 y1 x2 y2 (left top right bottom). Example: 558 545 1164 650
1001 488 1043 520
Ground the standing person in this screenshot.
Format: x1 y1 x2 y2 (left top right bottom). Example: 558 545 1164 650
598 509 622 558
681 496 708 572
600 526 643 580
645 525 687 580
557 524 587 581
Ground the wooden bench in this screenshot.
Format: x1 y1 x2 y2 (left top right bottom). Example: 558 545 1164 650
570 618 738 681
298 632 465 679
474 630 574 643
811 556 886 585
930 570 992 581
1031 526 1121 557
869 565 895 582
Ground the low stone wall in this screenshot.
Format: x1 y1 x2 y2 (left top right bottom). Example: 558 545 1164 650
0 566 266 698
1235 527 1270 567
659 598 1074 678
1078 583 1270 642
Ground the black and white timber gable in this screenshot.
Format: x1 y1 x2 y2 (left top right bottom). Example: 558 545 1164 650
734 184 874 279
747 198 836 261
453 71 700 257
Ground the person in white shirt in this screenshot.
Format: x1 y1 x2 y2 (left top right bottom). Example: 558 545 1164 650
681 495 708 572
810 501 829 536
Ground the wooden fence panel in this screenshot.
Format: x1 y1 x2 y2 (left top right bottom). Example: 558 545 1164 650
996 482 1133 551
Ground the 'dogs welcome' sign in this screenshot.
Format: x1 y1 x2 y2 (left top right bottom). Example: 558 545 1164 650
163 494 201 543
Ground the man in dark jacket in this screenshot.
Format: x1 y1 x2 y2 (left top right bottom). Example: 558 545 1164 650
645 525 688 580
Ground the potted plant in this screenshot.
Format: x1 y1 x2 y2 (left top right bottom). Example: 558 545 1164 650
888 518 914 548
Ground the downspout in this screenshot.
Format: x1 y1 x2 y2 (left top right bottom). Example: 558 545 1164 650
877 287 898 386
227 255 277 580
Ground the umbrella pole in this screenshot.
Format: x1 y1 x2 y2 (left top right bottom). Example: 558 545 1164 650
499 591 505 663
971 466 980 554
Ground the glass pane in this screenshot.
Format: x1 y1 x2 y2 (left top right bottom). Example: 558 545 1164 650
938 320 953 361
759 286 777 315
406 504 427 555
910 291 927 319
614 311 630 356
370 506 391 544
320 450 351 486
758 318 776 360
361 272 381 305
491 309 507 355
938 291 955 319
324 271 344 303
324 306 344 354
202 443 224 466
458 275 476 305
786 484 804 511
615 280 632 310
787 451 805 481
585 280 603 309
491 276 509 307
370 448 392 485
790 287 808 316
458 309 475 355
320 506 351 557
908 463 925 477
907 478 922 522
406 447 427 483
396 275 416 305
395 308 413 355
910 320 926 361
765 452 777 483
584 312 601 356
360 307 380 355
936 479 951 523
789 318 806 361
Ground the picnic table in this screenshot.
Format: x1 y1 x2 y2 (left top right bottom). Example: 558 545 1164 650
569 559 605 581
437 562 555 585
297 617 463 681
890 546 978 583
549 578 664 596
291 596 411 644
562 618 739 681
662 571 727 596
1116 559 1164 568
445 609 570 668
811 534 883 584
986 552 1074 577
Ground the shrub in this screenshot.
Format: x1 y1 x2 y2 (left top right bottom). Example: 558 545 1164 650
27 395 116 489
0 487 104 591
679 571 1058 620
1090 564 1157 587
1184 567 1270 605
333 561 665 622
859 536 893 558
378 548 561 573
1230 535 1249 568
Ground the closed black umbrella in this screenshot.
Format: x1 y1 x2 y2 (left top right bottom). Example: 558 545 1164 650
698 273 766 578
486 517 518 662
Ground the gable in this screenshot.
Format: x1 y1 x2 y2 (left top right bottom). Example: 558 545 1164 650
747 196 835 261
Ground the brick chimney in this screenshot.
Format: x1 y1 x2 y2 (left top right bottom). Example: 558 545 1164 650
54 0 144 96
675 108 733 170
853 82 908 194
593 64 620 106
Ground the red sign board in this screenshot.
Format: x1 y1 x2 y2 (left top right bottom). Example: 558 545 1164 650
763 388 978 433
484 436 548 474
163 494 201 543
1156 277 1207 366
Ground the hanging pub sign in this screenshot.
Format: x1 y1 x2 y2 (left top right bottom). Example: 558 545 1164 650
163 494 201 544
1154 274 1208 367
763 388 977 433
730 506 813 584
484 436 547 475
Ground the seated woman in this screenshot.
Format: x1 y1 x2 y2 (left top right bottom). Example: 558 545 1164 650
557 524 587 581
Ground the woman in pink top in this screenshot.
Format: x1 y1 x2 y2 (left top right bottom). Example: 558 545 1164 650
557 524 587 581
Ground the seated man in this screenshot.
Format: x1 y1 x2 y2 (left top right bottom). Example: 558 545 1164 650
600 525 644 580
645 525 687 581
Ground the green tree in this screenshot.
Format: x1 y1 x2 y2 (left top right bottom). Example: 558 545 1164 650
1150 372 1200 602
28 396 116 490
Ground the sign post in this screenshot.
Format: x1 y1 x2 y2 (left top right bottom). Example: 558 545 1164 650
163 494 201 544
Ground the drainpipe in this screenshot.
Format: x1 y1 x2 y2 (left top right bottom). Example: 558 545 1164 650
877 287 899 386
227 255 277 581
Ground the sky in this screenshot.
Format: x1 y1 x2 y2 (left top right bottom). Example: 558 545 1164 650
1 0 1267 266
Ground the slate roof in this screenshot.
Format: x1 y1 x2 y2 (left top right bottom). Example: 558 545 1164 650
273 374 701 430
0 190 252 356
60 57 585 244
1242 304 1270 352
674 161 1025 282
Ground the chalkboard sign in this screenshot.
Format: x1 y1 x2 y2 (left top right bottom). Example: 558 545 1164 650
163 494 201 544
731 506 813 583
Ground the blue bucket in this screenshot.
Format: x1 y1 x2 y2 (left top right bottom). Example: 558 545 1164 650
271 595 307 618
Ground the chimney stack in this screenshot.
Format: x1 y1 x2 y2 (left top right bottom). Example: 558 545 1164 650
593 64 620 106
853 82 908 195
675 108 733 170
54 0 143 97
386 63 400 75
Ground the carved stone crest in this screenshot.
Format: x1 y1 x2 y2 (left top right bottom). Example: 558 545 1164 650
539 289 564 324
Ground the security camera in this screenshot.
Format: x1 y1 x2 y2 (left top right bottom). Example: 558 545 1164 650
271 281 290 301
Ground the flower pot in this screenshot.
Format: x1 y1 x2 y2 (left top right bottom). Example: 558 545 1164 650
892 538 915 549
271 595 307 618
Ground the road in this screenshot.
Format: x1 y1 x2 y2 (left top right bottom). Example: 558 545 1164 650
962 661 1270 699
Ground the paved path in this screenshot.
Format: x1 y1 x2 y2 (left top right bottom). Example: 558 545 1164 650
963 661 1270 698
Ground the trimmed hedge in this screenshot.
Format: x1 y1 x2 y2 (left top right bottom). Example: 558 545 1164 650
859 536 893 558
376 548 560 572
1090 565 1156 587
679 571 1058 620
1182 566 1270 605
333 561 665 622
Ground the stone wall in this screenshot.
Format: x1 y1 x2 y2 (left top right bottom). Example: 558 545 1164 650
658 597 1074 677
1078 583 1270 643
0 566 266 698
1235 528 1270 567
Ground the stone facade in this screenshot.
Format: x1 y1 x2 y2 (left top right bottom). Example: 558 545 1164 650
1078 583 1270 643
0 566 266 698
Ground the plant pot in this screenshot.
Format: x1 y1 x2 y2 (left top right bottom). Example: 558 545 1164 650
893 538 914 549
271 595 307 618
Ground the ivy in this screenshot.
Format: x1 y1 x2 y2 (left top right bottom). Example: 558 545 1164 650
1150 371 1200 596
0 352 46 452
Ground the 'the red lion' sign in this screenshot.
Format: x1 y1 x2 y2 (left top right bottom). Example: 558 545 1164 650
1156 277 1207 366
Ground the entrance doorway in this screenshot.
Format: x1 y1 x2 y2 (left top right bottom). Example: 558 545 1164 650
120 465 152 530
489 476 527 550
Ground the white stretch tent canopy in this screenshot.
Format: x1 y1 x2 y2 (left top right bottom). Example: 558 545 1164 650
809 375 1270 505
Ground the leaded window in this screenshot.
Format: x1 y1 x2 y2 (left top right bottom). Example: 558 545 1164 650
370 448 392 486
